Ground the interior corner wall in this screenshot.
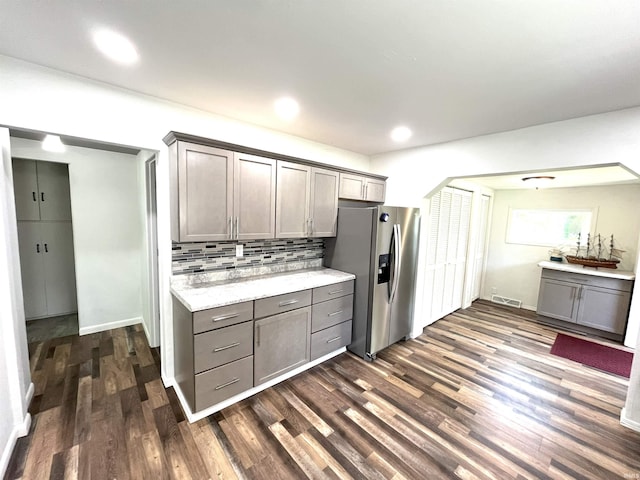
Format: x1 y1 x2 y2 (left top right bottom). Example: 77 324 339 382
10 138 144 335
483 184 640 310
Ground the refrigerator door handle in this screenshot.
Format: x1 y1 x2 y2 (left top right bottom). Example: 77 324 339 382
389 224 402 303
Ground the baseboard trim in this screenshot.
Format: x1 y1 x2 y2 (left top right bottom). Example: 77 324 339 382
24 382 34 416
0 411 31 478
620 407 640 432
79 316 143 336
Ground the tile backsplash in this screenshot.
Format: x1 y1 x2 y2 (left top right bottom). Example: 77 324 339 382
172 238 324 275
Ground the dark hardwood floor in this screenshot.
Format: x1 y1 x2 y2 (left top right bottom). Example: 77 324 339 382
5 300 640 479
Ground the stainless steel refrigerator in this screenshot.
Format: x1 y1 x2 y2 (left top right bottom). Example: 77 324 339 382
325 206 421 361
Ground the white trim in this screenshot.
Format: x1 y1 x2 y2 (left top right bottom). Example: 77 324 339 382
620 407 640 433
79 316 142 335
174 347 346 423
0 411 31 478
24 382 34 413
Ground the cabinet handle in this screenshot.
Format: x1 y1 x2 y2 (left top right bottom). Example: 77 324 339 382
44 243 48 253
256 325 261 346
309 218 314 236
41 192 45 202
365 184 368 199
328 289 344 295
327 336 342 344
228 217 232 240
32 192 36 202
278 299 299 307
328 310 344 317
234 217 239 239
213 342 240 353
215 378 240 390
36 243 40 253
361 184 365 198
211 313 239 323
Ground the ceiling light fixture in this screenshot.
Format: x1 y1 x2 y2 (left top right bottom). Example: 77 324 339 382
274 97 300 121
42 134 66 153
522 175 555 189
390 126 412 142
93 29 139 65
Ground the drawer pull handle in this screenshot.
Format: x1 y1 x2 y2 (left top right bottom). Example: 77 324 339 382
212 313 239 322
328 289 344 295
213 342 240 352
328 310 344 317
278 299 299 307
327 336 342 344
215 378 239 390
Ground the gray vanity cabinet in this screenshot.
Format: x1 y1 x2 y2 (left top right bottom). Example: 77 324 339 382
537 268 632 335
275 161 338 238
338 173 386 202
170 142 276 242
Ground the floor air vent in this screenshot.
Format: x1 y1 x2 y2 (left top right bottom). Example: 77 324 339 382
491 295 522 308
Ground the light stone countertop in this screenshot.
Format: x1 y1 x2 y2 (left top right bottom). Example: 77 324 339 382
538 260 636 280
171 267 356 312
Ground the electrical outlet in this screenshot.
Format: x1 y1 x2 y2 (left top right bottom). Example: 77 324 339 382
491 287 497 294
236 244 243 258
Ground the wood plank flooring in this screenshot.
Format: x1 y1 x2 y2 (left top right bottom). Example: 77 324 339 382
5 300 640 479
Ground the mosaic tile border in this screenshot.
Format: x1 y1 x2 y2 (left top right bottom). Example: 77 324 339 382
172 238 324 275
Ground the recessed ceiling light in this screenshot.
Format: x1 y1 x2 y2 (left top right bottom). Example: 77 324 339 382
274 97 300 121
42 135 66 153
390 126 412 142
93 29 139 65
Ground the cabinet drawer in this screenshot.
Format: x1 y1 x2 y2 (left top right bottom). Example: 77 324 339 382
195 356 253 411
541 268 633 292
194 321 253 373
254 289 311 318
312 280 354 304
311 320 352 361
312 295 353 333
193 301 254 334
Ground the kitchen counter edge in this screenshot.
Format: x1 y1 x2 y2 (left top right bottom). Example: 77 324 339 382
538 261 636 281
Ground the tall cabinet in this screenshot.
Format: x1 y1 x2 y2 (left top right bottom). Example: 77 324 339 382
13 158 77 319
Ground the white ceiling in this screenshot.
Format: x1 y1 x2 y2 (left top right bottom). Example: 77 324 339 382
1 1 639 155
460 165 640 190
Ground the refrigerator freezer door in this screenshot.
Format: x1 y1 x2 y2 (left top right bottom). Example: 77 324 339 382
389 208 421 344
369 207 396 356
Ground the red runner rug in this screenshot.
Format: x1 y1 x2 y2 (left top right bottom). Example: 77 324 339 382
550 333 633 378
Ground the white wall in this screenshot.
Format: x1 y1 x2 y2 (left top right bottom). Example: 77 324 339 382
483 184 640 310
10 138 145 334
0 129 32 477
0 55 370 387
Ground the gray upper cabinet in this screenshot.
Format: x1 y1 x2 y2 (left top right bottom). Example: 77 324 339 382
170 142 276 242
13 159 72 222
339 173 386 202
275 161 338 238
234 153 276 240
309 167 339 237
173 142 234 242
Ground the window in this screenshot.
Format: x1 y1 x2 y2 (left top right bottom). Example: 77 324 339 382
506 208 595 247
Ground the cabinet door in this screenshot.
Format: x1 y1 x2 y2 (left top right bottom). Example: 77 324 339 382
36 161 72 221
17 222 47 319
178 142 234 241
41 222 77 316
275 161 310 238
234 153 276 240
364 178 386 202
254 307 311 385
309 167 338 237
577 286 631 334
13 159 41 221
536 278 580 322
338 173 365 200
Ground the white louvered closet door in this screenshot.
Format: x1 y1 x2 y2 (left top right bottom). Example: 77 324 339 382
423 187 472 326
471 194 491 300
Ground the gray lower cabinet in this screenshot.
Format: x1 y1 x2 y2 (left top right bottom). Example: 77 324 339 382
172 278 355 413
254 307 311 385
536 268 633 335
